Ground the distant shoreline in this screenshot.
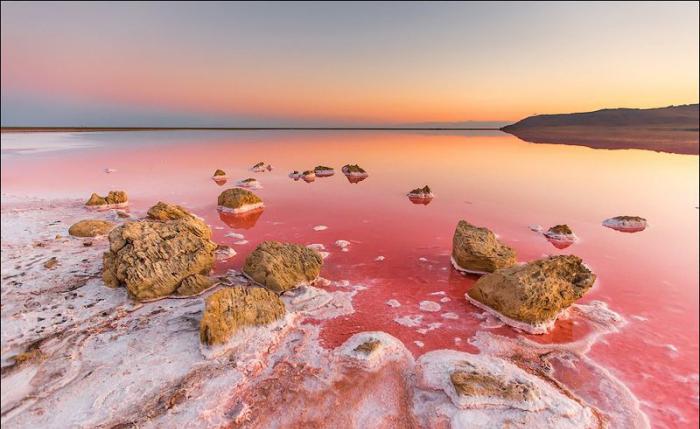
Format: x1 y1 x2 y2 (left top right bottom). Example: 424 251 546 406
0 127 502 133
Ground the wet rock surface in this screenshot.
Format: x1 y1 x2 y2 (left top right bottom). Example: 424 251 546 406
199 286 286 345
467 255 596 332
242 241 323 293
451 220 517 274
68 219 115 237
103 202 217 301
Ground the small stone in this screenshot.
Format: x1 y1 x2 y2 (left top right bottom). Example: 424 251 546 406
44 257 58 269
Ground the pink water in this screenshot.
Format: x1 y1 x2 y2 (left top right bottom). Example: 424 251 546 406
2 130 698 427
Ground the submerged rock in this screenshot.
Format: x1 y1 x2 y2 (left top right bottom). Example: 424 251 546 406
199 286 286 345
175 274 214 296
314 165 335 177
217 188 264 214
85 191 128 208
451 220 517 274
213 169 227 178
466 255 596 333
603 216 647 232
103 202 217 301
68 219 115 237
242 241 323 293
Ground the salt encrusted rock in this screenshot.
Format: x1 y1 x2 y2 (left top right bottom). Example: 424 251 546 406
236 177 261 189
301 170 316 182
68 219 115 237
314 165 335 177
602 216 647 232
242 241 323 293
467 255 596 333
415 350 598 427
451 220 517 274
544 224 575 239
43 257 58 269
85 191 128 208
213 169 227 177
251 162 271 172
175 274 214 296
217 188 264 214
103 202 217 301
354 339 382 354
289 170 301 180
199 286 286 345
342 164 368 176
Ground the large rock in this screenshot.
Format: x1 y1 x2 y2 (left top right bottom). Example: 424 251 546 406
199 286 286 345
176 274 214 296
102 202 217 301
217 188 263 213
85 191 128 207
467 255 596 333
451 221 517 274
68 219 115 237
242 241 322 293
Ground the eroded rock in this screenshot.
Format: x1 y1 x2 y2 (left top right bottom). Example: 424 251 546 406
217 188 264 214
242 241 323 293
354 339 381 355
199 286 286 345
103 202 217 301
451 220 517 274
342 164 367 176
466 255 596 333
176 274 214 296
68 220 115 237
85 191 128 208
450 370 536 402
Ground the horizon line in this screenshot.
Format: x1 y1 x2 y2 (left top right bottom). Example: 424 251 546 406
0 126 505 132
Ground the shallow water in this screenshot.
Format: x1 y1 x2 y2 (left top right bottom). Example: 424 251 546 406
1 130 698 427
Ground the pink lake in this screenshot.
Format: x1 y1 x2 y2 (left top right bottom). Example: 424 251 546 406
1 130 698 427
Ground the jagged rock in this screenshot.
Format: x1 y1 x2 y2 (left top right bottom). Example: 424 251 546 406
103 202 217 301
213 169 227 177
451 221 516 274
199 286 286 345
467 255 596 333
603 216 647 232
68 220 115 237
85 191 128 207
217 188 264 213
242 241 323 293
176 274 214 296
342 164 367 176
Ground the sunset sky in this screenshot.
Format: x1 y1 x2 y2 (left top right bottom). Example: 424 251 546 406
1 1 698 127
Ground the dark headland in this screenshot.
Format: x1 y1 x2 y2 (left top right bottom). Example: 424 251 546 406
502 104 699 155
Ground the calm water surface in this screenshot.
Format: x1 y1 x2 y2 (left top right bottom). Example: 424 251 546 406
2 130 698 427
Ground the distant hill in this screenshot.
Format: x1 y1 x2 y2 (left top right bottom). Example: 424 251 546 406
501 104 699 154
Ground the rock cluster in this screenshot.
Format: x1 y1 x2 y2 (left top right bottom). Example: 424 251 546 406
466 255 596 333
102 202 217 301
451 221 517 274
242 241 323 293
85 191 128 208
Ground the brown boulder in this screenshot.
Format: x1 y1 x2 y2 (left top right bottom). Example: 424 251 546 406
467 255 596 331
86 191 128 207
217 188 263 212
451 221 517 274
199 286 286 345
176 274 215 296
103 202 217 301
68 219 115 237
242 241 322 293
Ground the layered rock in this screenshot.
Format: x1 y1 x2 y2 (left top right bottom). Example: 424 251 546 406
199 286 286 345
85 191 128 208
68 219 115 237
242 241 323 293
466 255 596 333
603 216 647 232
314 165 335 177
217 188 264 214
103 202 217 301
451 221 517 274
176 274 215 296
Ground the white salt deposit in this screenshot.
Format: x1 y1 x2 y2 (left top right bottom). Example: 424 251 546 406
217 202 264 214
225 232 245 239
414 341 425 348
313 225 328 231
233 240 249 245
450 256 489 275
386 299 401 308
374 256 385 261
440 297 451 303
419 301 441 312
442 312 459 320
394 315 423 327
335 240 350 251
